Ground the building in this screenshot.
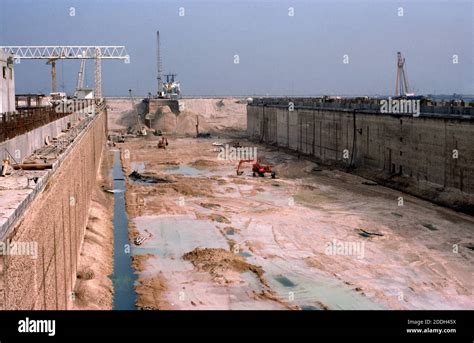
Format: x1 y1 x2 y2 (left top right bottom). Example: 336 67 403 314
75 88 94 99
0 50 15 113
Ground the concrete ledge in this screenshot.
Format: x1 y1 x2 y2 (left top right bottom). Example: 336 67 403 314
0 114 94 240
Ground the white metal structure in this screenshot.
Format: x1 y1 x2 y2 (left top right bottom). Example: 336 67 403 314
0 46 129 98
156 31 163 96
395 52 414 97
0 46 129 60
76 58 86 90
0 50 15 113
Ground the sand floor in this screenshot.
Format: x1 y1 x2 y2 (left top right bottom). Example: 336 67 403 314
117 135 473 310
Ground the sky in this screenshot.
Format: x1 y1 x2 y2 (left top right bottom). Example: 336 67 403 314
0 0 473 96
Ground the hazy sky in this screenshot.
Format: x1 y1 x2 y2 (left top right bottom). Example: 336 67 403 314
0 0 472 96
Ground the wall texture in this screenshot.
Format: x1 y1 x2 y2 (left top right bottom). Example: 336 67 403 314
0 112 79 162
0 110 107 310
248 103 474 213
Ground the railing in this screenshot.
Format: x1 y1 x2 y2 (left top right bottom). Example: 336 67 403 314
249 97 474 117
0 107 72 143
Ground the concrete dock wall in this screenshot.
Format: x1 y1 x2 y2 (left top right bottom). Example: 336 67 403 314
0 113 79 163
0 110 107 310
248 102 474 212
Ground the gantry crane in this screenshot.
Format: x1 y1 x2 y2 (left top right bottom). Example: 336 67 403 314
0 46 129 98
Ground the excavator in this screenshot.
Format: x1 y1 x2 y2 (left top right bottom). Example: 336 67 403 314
236 159 276 178
157 136 168 149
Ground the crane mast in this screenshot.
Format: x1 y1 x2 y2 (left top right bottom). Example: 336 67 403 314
76 58 86 90
395 52 414 97
157 31 163 96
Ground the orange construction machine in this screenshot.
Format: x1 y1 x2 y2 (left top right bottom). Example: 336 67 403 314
158 137 168 149
236 159 276 178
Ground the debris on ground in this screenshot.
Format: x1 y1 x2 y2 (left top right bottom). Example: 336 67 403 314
128 171 172 184
208 214 230 223
134 235 146 246
358 229 384 238
423 223 438 231
200 202 221 209
183 247 264 285
362 181 378 186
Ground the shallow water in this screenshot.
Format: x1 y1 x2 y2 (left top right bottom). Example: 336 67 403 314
111 150 138 310
165 165 204 176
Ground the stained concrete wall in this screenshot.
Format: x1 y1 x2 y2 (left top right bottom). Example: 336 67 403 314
0 110 107 310
248 103 474 213
0 112 79 163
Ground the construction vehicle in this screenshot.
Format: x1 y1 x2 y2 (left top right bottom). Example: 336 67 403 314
236 159 276 178
157 136 168 149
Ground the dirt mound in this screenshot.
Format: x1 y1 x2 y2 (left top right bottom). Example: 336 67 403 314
152 106 177 133
109 98 247 135
183 247 264 284
275 160 319 179
182 98 246 120
108 100 148 129
180 98 246 133
208 213 230 223
177 112 212 136
151 108 212 136
133 255 170 310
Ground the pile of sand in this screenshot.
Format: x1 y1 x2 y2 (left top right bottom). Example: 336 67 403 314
182 98 246 122
133 255 170 310
150 105 212 136
176 111 212 135
150 106 176 133
274 160 320 179
113 100 147 128
73 153 114 310
183 247 264 284
108 98 247 135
